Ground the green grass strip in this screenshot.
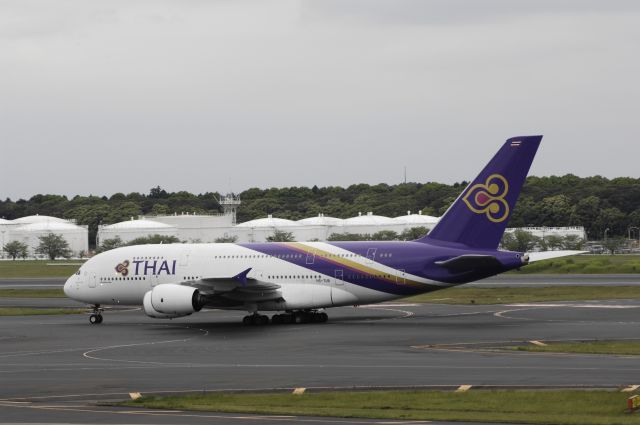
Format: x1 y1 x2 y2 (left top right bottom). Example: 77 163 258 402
121 390 639 425
512 255 640 274
0 307 84 316
0 260 82 278
0 289 66 298
408 286 640 304
510 341 640 356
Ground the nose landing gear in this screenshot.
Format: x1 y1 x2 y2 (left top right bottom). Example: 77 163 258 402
89 305 103 325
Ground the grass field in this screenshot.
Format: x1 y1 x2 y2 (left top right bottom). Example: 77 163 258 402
0 307 84 316
408 285 640 304
0 260 82 278
511 255 640 274
510 341 640 356
0 289 66 298
121 390 639 424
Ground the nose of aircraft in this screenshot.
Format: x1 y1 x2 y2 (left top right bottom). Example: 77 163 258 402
63 276 73 298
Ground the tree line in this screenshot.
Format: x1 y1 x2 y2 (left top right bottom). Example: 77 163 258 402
2 174 640 248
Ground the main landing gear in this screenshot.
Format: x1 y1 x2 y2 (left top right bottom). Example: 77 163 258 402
242 311 328 326
89 305 103 325
242 313 269 326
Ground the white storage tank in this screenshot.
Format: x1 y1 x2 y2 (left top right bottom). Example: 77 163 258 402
98 219 179 245
10 221 89 258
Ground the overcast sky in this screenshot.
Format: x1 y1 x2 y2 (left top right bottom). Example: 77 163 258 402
2 0 639 200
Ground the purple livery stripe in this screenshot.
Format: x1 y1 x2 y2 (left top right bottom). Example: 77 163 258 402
238 242 441 296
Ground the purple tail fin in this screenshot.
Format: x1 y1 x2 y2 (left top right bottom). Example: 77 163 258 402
421 135 542 249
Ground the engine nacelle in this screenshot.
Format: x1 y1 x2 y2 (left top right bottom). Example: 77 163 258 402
143 284 205 319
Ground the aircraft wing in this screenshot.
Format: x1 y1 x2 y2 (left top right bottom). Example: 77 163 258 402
526 250 588 263
183 268 283 303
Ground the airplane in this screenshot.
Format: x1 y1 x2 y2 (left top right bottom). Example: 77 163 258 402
64 135 584 325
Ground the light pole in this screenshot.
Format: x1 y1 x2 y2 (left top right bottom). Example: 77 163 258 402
0 230 5 259
604 228 610 241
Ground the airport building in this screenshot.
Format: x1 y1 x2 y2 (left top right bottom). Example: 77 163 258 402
503 226 587 240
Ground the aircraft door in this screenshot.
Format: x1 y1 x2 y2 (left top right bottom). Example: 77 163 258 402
331 269 357 306
334 269 344 286
88 272 96 288
179 249 191 267
366 248 377 264
396 269 406 285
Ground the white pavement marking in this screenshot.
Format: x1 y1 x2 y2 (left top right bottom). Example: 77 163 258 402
82 326 209 364
506 303 640 309
455 385 472 392
529 340 548 347
358 306 414 320
621 385 640 392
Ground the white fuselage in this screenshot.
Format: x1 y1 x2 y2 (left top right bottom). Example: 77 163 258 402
64 242 444 313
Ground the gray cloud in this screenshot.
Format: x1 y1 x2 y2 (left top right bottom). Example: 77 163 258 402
1 1 639 200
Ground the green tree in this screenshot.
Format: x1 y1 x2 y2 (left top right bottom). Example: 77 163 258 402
400 226 429 240
150 203 169 216
569 196 601 238
371 230 399 241
127 234 181 246
105 201 142 223
3 240 28 260
215 235 238 243
35 233 72 260
98 236 124 253
536 195 572 226
500 232 516 251
562 235 585 250
500 230 540 252
594 208 626 239
544 234 564 251
266 230 295 242
327 232 370 241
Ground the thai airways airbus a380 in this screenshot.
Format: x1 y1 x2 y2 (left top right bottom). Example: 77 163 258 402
64 135 582 325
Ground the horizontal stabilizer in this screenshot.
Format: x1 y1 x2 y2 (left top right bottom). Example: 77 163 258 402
526 250 587 263
435 254 501 272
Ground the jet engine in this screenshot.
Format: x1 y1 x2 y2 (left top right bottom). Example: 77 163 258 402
143 284 206 319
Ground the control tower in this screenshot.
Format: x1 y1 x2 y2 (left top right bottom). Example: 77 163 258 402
218 193 241 225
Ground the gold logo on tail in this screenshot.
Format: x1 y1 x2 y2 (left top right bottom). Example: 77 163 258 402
462 174 510 223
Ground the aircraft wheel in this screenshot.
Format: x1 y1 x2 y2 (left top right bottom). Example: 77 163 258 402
242 316 252 325
319 312 328 323
89 314 100 325
259 315 269 325
293 313 303 324
96 315 103 324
